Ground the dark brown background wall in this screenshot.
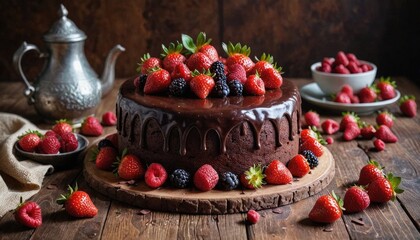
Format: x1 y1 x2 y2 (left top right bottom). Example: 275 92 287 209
1 0 419 82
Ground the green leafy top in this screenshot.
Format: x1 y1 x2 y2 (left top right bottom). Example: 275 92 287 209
331 190 345 211
56 183 78 205
182 32 212 54
222 42 251 57
161 42 184 58
244 164 266 189
399 95 416 104
385 172 404 201
17 129 43 140
254 53 274 64
378 76 397 88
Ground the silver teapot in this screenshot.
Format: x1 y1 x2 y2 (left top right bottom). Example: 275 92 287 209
13 4 125 123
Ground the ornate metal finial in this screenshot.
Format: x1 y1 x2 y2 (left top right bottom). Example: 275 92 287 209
59 4 68 18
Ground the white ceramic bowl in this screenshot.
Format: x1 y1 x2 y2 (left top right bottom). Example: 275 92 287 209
311 61 377 95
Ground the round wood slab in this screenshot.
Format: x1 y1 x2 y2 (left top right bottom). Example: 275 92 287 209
83 147 335 214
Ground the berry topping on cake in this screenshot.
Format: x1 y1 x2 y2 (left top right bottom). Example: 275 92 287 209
143 67 171 94
137 53 162 74
300 150 319 169
190 70 215 99
222 42 255 74
161 42 186 73
228 80 244 96
213 79 230 98
244 72 265 96
168 78 188 97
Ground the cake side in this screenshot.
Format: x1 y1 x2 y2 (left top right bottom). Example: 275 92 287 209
117 79 301 175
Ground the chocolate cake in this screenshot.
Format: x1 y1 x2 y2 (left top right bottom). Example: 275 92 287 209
116 78 301 175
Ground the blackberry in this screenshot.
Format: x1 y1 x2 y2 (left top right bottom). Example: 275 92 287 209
213 80 230 98
228 80 243 96
210 61 225 76
169 78 188 97
301 150 319 169
169 169 191 188
213 73 227 83
97 139 115 150
218 172 239 190
137 74 147 92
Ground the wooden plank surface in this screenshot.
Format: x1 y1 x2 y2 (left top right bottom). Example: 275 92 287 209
0 77 419 240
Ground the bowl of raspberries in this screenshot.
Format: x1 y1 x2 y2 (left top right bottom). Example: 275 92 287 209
311 51 377 95
13 120 89 169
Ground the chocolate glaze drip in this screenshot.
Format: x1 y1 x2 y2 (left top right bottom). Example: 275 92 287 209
116 79 301 157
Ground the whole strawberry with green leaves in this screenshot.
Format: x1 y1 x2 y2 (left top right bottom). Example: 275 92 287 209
343 186 370 213
56 183 98 218
161 42 186 73
376 77 396 100
222 42 255 74
52 119 73 137
399 95 417 117
309 191 344 223
144 67 171 95
137 53 162 74
189 69 215 99
114 149 145 180
182 32 219 63
240 164 265 189
18 130 43 152
80 116 103 137
367 173 404 203
265 159 293 185
357 160 384 186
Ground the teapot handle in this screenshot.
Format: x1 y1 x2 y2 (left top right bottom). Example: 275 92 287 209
13 42 42 104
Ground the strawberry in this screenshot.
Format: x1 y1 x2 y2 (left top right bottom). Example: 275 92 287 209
115 151 145 180
137 53 162 74
347 61 362 73
367 173 404 203
309 191 344 223
373 138 385 151
399 95 417 117
360 122 376 140
375 125 398 143
182 32 219 63
161 42 186 73
346 53 359 65
376 111 394 128
340 112 360 131
244 73 265 96
240 165 265 189
343 186 370 213
250 53 275 75
60 132 78 153
186 52 213 72
18 130 42 152
340 84 354 97
171 63 192 82
190 70 215 99
44 130 59 138
145 163 168 189
321 119 339 135
144 67 171 95
300 127 318 143
300 137 324 157
360 64 371 72
335 51 349 66
358 86 378 103
343 122 360 141
227 63 247 84
222 42 255 74
287 154 310 178
304 110 320 127
80 116 103 137
334 92 351 104
94 146 118 171
105 133 119 148
357 160 384 186
52 119 73 137
56 184 98 218
350 95 360 104
376 77 396 100
322 57 334 66
317 62 332 73
14 197 42 228
38 135 61 154
246 209 260 224
102 111 117 126
265 159 293 185
193 164 219 191
333 64 350 74
261 67 283 89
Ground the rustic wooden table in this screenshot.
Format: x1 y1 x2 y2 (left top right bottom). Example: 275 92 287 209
0 77 419 240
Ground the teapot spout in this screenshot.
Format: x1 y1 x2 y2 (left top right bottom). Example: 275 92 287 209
101 44 125 97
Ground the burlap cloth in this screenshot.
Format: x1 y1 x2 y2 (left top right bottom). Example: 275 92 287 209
0 113 53 217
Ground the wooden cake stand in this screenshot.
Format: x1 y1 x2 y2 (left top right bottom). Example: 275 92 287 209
83 146 335 214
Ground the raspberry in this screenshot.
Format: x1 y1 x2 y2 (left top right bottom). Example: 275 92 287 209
326 137 334 145
102 111 117 126
301 150 319 169
168 78 188 97
193 164 219 191
228 80 243 96
213 80 230 98
246 209 260 224
145 163 168 188
218 172 239 190
373 139 385 151
169 169 191 188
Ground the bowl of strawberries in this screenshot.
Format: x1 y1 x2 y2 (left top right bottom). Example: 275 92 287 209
311 51 377 95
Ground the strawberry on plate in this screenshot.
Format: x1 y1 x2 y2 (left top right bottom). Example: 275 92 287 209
56 184 98 218
38 135 61 154
357 160 384 186
265 159 293 185
358 86 378 103
367 173 404 203
343 186 370 213
14 197 42 228
376 77 397 100
52 119 73 137
240 165 265 189
376 111 394 128
193 164 219 191
59 132 78 153
334 92 351 104
399 95 417 117
18 130 43 152
309 191 344 223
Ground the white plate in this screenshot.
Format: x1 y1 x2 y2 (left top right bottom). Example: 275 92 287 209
300 82 400 115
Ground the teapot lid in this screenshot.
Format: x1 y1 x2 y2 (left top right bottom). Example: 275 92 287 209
43 4 86 42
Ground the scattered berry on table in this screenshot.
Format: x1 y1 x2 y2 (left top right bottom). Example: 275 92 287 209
300 150 319 169
193 164 219 191
343 186 370 213
246 209 260 224
218 171 239 190
373 139 385 151
169 169 191 189
145 163 168 189
375 125 398 143
360 122 376 140
343 122 361 141
376 111 394 128
357 160 384 186
321 119 339 135
14 197 42 228
309 191 344 223
56 183 98 218
80 116 103 137
340 112 360 131
399 95 417 117
367 173 404 203
326 136 334 145
304 110 320 127
102 111 117 126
